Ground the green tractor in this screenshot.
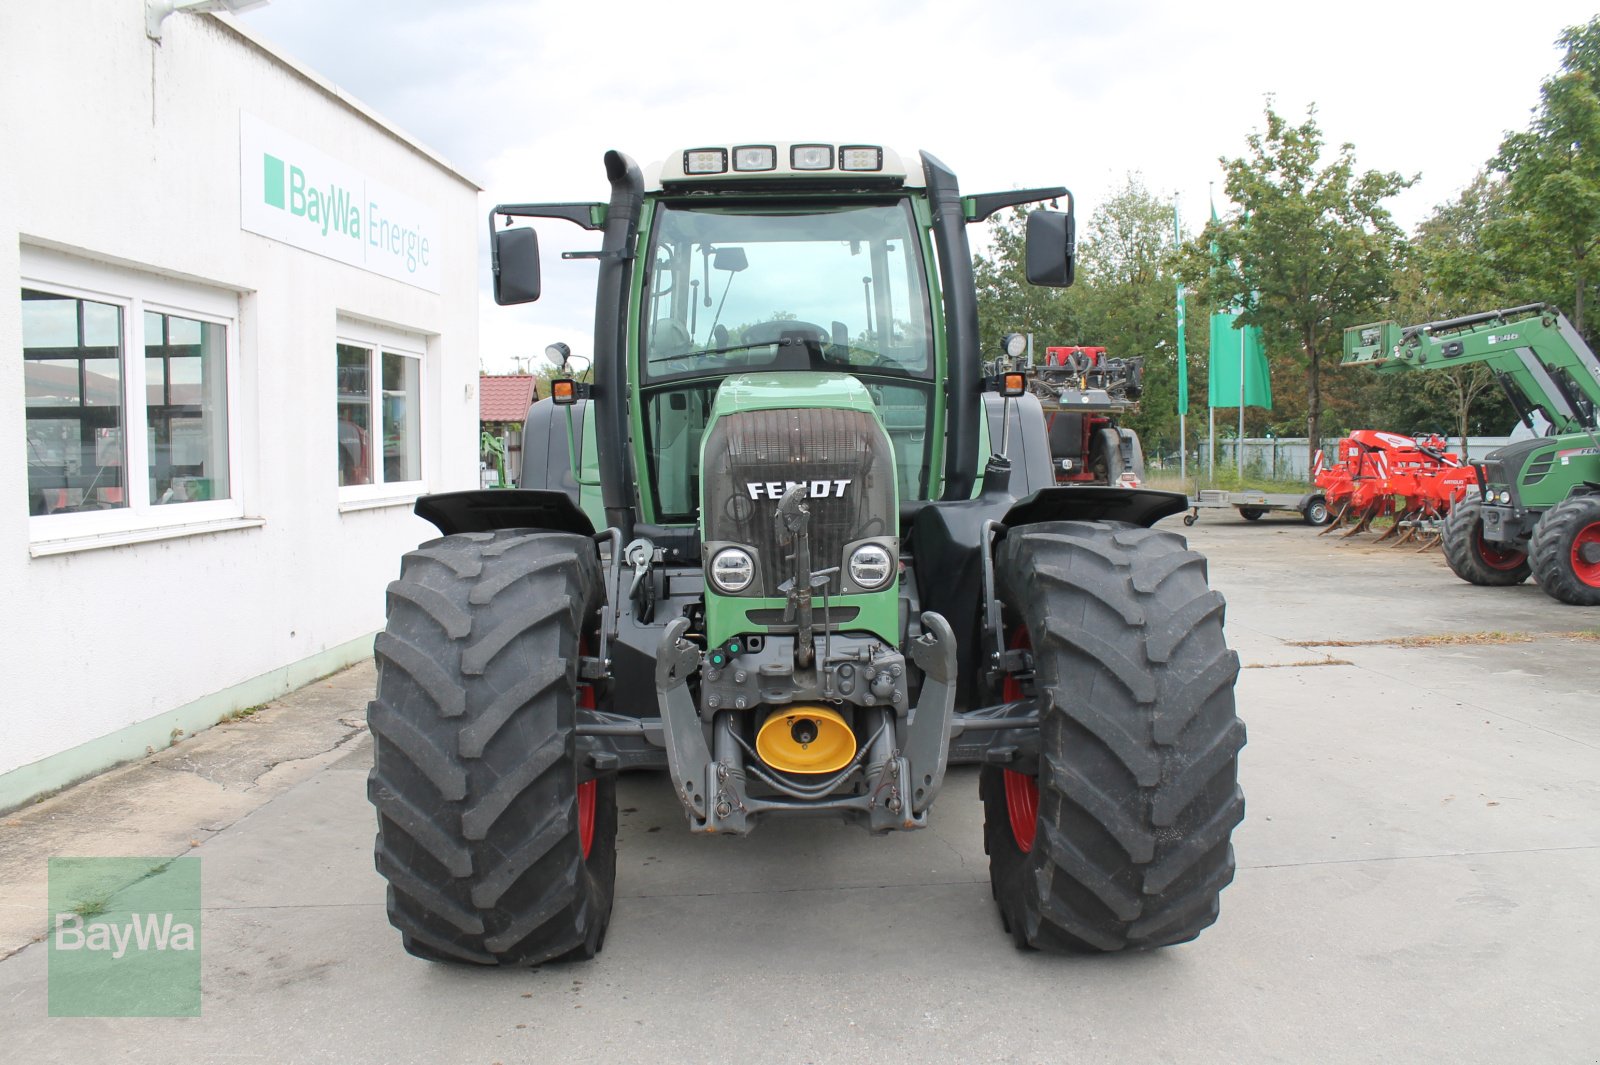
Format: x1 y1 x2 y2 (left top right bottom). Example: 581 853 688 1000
1345 304 1600 605
367 143 1245 965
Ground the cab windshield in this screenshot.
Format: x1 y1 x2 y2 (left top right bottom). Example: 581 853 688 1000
637 199 938 522
641 201 933 380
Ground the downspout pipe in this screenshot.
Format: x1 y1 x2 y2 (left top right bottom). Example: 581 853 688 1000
594 150 643 541
923 152 980 500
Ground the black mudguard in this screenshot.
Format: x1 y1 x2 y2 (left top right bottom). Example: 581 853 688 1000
1002 486 1188 528
414 489 596 538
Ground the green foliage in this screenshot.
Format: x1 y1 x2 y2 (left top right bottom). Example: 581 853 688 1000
1179 103 1413 462
1493 16 1600 333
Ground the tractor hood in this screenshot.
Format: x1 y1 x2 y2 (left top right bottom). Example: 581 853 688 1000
698 372 900 646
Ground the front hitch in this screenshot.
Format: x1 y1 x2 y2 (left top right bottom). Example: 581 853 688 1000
652 611 959 834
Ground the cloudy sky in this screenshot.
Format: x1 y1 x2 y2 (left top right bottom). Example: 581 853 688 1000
239 0 1597 372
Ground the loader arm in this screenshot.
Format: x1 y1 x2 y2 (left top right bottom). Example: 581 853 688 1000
1343 304 1600 435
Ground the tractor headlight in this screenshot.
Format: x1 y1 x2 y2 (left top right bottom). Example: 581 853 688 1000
709 547 755 593
1498 490 1513 504
848 544 894 590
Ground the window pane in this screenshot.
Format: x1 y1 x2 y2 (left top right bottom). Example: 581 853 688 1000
337 343 372 485
381 352 420 483
147 311 228 504
22 289 126 514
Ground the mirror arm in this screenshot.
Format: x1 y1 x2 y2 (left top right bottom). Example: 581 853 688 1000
963 187 1069 224
562 249 633 262
491 202 607 231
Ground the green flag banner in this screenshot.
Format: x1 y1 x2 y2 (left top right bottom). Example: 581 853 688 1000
1174 200 1188 412
1207 310 1271 409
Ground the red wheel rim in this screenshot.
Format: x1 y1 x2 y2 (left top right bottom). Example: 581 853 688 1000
1003 769 1039 853
577 779 597 860
1000 628 1039 854
1573 520 1600 587
576 633 597 861
1475 526 1527 571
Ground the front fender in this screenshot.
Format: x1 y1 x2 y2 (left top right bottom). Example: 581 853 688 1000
414 489 596 537
1002 486 1188 529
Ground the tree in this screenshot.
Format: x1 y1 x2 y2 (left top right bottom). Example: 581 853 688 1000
1422 366 1500 454
1367 174 1522 448
1493 16 1600 335
1182 104 1413 465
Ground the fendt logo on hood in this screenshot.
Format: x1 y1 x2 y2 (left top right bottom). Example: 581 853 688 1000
745 479 852 500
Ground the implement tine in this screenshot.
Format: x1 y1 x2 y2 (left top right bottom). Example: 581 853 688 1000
1340 504 1375 538
1374 506 1405 543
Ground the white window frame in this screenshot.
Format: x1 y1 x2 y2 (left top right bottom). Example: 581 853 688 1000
335 318 427 509
22 247 246 551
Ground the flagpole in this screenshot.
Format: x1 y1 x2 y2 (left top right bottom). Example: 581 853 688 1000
1238 327 1245 479
1174 192 1187 487
1207 183 1216 485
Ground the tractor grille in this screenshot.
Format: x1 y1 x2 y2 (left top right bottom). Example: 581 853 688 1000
701 407 895 597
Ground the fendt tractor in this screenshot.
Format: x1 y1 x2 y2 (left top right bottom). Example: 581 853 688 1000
1345 304 1600 605
367 143 1246 966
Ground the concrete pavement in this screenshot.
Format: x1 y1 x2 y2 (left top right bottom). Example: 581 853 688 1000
1 515 1596 1063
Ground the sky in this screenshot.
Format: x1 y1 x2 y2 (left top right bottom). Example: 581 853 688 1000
236 0 1600 373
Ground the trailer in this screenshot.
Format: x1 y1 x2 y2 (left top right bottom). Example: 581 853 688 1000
1183 488 1331 526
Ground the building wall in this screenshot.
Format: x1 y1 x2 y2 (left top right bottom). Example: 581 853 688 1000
0 1 481 800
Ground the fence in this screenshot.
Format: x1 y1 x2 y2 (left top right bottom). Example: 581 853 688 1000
1189 436 1513 482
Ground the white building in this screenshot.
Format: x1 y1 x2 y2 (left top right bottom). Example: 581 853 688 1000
0 1 482 809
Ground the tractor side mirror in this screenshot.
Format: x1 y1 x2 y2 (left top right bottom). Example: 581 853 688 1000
492 227 542 305
713 246 748 272
1024 209 1075 288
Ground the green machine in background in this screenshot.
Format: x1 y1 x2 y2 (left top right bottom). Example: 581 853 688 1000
1344 304 1600 604
365 142 1247 967
478 430 507 489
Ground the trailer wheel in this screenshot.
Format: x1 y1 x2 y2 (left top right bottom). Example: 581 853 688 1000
1529 495 1600 606
1239 508 1266 521
368 529 617 966
1441 498 1530 586
1303 497 1331 526
981 521 1245 952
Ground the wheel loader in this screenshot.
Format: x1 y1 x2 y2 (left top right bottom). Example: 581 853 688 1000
367 143 1245 964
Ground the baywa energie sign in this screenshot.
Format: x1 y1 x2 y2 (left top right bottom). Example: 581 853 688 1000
240 112 442 293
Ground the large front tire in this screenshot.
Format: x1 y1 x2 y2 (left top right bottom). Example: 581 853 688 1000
1441 498 1531 586
983 521 1245 952
1529 496 1600 606
368 529 616 966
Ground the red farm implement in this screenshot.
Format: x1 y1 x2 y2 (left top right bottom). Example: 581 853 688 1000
1314 430 1477 546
